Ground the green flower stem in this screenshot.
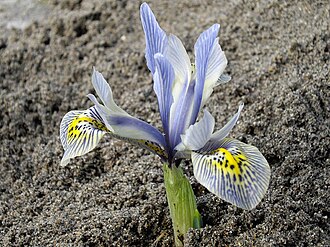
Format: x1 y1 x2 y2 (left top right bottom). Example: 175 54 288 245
163 163 202 246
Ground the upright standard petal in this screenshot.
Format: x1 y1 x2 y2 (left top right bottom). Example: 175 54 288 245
201 37 227 105
153 53 175 137
192 138 270 210
192 24 227 122
164 34 192 97
60 106 109 166
168 80 195 155
91 68 127 115
161 34 193 154
176 110 215 152
140 2 167 74
210 103 244 143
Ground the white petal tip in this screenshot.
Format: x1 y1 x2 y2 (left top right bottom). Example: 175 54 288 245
239 102 244 111
60 157 70 167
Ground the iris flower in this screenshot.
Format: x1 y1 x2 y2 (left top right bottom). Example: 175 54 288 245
60 2 270 238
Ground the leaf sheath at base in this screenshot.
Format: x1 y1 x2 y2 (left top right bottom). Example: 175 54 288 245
163 163 202 246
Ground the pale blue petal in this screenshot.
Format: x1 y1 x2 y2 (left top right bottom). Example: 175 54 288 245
217 73 231 85
108 115 166 147
192 138 270 210
140 3 167 74
192 24 225 122
153 53 175 137
103 113 168 159
92 68 128 115
201 37 227 106
176 110 215 152
162 34 193 154
168 80 195 153
89 93 167 149
210 103 244 142
87 93 114 132
88 93 167 159
92 68 127 115
91 67 112 109
164 34 191 97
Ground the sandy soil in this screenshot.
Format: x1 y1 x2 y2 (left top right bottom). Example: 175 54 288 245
0 0 329 246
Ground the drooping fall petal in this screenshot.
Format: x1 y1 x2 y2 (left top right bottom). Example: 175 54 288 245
60 106 109 166
192 138 270 210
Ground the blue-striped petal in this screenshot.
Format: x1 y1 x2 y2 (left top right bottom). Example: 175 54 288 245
168 79 195 154
60 106 109 166
91 68 127 115
153 53 175 138
140 2 167 74
192 24 227 123
87 96 168 161
192 138 270 210
163 34 194 154
217 73 231 85
176 103 243 154
176 110 215 152
88 68 167 150
165 34 192 99
201 37 227 106
210 103 244 143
